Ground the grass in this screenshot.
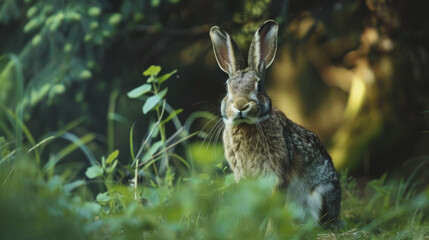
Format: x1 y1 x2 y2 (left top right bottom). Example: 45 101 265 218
0 148 428 240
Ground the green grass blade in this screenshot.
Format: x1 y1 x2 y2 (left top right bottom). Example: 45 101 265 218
27 136 55 153
139 131 199 167
134 100 166 166
44 132 97 172
129 121 137 161
43 117 86 139
169 153 190 169
0 104 39 164
0 105 35 146
0 54 24 153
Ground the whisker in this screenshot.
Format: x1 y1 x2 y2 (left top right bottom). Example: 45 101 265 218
207 122 222 161
211 122 225 159
192 101 209 107
199 118 223 150
205 119 224 151
197 115 220 140
213 122 224 146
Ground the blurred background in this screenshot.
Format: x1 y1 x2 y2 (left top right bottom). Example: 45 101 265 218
1 0 428 180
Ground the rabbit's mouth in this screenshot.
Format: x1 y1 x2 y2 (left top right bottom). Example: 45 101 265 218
225 114 270 125
231 117 255 125
221 97 271 125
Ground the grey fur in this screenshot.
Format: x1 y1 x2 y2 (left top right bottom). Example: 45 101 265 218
210 20 341 225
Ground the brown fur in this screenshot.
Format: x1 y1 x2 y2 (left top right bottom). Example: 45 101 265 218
223 109 288 184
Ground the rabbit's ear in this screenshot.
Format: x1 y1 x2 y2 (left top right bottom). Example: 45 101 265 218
248 20 279 76
210 26 245 76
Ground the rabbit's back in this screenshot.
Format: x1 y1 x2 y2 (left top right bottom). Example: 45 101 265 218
284 117 339 189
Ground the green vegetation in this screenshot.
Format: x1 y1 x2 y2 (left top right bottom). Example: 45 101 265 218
2 160 429 240
1 66 428 240
1 0 429 239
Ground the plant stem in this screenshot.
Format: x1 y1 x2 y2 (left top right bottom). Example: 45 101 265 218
135 158 139 200
107 90 119 154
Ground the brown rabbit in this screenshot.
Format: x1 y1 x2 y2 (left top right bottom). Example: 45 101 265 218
209 20 341 225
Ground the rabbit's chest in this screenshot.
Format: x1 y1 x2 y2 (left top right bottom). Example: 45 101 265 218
223 124 287 182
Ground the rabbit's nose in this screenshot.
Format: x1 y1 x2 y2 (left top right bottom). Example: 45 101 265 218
232 99 251 113
239 104 251 112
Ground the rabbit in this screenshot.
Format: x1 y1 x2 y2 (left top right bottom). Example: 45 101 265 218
209 20 341 225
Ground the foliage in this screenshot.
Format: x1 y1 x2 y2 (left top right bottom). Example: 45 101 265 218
1 154 429 240
0 0 193 150
126 65 197 183
1 0 119 111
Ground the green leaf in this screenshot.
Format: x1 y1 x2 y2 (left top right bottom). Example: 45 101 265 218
106 150 119 164
142 88 168 114
143 95 162 114
143 65 161 77
90 21 99 29
109 13 122 26
149 121 160 139
88 7 101 17
151 0 161 7
157 69 177 84
127 84 151 98
32 34 42 46
161 109 183 125
141 141 164 162
157 88 168 99
27 6 37 18
85 165 104 179
24 18 42 33
107 160 118 173
80 70 92 79
96 192 111 203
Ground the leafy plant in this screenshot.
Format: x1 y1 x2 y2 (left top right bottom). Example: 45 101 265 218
83 66 199 217
127 65 191 182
